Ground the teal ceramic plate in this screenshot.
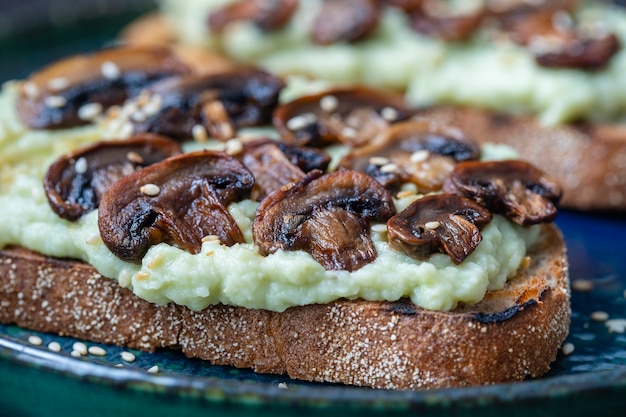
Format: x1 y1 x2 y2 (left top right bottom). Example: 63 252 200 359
0 3 625 416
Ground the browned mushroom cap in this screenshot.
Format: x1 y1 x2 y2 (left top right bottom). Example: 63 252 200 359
273 87 408 148
17 46 190 130
253 169 396 271
237 138 331 201
129 69 285 141
387 194 493 264
382 0 422 12
499 3 620 69
208 0 298 32
44 134 183 221
340 119 480 192
443 160 562 226
408 0 485 42
98 150 254 263
311 0 380 45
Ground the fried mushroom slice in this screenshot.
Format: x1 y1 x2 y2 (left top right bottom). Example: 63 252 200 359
311 0 380 45
387 194 493 264
17 46 190 129
208 0 298 32
340 119 480 193
128 69 285 141
98 151 254 263
253 169 396 271
44 134 182 221
408 0 485 42
273 87 408 148
443 160 562 226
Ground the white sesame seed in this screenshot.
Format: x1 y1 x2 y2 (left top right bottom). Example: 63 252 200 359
48 341 62 352
147 365 159 374
28 335 43 346
572 279 594 292
380 163 398 173
85 234 102 245
131 110 147 122
47 77 70 91
561 342 575 356
368 156 390 166
126 151 144 164
70 350 83 358
341 126 358 139
425 221 441 230
202 235 221 244
319 95 339 113
192 124 209 143
44 95 67 108
121 351 136 362
118 270 132 288
118 121 135 139
140 183 161 197
142 94 163 116
380 106 399 122
286 113 317 130
74 157 88 175
396 190 415 199
78 102 103 121
591 311 609 322
101 61 121 80
88 346 107 356
277 382 288 389
114 364 124 368
371 224 387 233
23 81 40 98
225 138 243 156
605 318 626 333
72 342 88 355
410 150 430 163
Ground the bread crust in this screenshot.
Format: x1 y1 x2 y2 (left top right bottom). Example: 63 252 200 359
0 223 569 389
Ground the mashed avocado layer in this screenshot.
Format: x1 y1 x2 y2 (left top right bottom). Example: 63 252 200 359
160 0 626 125
0 86 539 312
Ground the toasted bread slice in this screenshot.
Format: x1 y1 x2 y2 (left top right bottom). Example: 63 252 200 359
0 223 569 389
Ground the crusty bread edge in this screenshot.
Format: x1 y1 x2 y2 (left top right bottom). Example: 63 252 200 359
0 223 569 390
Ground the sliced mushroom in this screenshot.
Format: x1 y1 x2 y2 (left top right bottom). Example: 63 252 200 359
341 119 480 193
129 69 285 141
408 0 485 42
253 169 396 271
44 134 183 221
273 87 408 148
275 142 331 173
98 151 254 263
311 0 380 45
386 194 493 264
208 0 298 32
382 0 422 12
443 160 562 226
499 3 620 69
17 46 190 129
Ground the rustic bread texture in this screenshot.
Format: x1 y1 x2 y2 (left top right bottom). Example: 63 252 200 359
0 223 569 389
416 107 626 212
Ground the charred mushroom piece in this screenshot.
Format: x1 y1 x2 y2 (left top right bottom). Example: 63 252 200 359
44 134 183 221
501 5 620 69
387 194 493 264
208 0 298 32
128 69 285 141
443 160 562 226
98 151 254 263
341 119 480 192
253 169 396 271
17 46 190 129
273 87 408 148
312 0 380 45
408 0 485 41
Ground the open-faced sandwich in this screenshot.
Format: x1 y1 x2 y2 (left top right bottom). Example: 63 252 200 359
123 0 626 211
0 44 570 389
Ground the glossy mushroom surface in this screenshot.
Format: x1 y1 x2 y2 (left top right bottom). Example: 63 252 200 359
17 46 190 129
44 134 183 221
386 193 493 264
98 151 254 263
208 0 298 32
341 119 480 193
253 169 396 271
273 87 408 148
408 0 485 41
311 0 380 45
129 69 285 141
443 160 562 226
